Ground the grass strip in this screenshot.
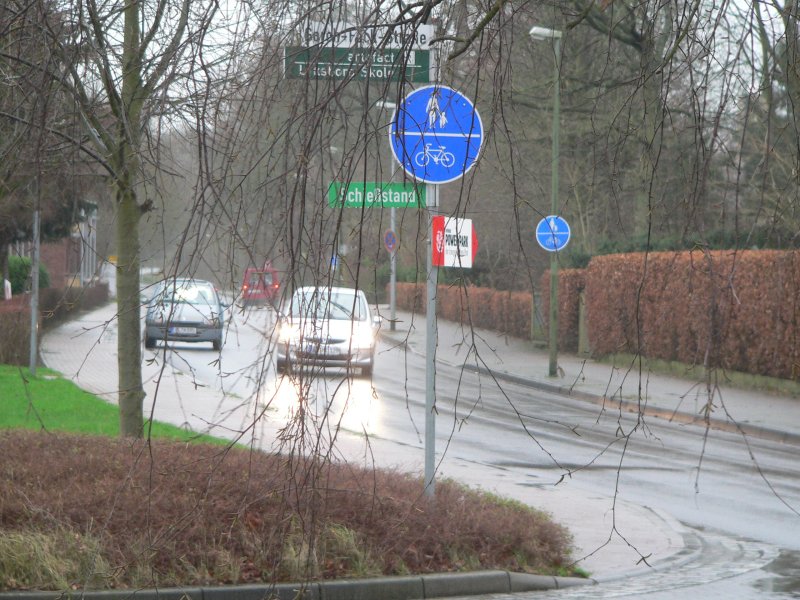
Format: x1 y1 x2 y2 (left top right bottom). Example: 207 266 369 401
0 364 223 443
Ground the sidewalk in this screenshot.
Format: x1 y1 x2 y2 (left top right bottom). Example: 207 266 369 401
377 307 800 446
36 303 800 597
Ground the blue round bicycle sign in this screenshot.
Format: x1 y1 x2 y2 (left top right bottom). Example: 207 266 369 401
389 85 483 184
536 215 571 252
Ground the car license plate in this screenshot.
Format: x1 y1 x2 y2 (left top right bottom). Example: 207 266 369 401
305 344 336 356
170 326 196 335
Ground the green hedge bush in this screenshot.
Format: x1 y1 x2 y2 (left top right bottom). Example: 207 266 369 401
8 256 50 294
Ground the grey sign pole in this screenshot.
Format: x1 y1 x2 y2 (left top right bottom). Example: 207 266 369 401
29 208 40 374
424 183 438 497
390 206 397 331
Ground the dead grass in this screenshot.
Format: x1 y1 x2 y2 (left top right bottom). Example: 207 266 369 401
0 430 575 591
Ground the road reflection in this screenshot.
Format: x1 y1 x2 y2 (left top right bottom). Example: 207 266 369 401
254 369 384 454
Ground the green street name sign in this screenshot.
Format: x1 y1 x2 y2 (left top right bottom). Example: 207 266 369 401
284 46 430 82
328 182 426 208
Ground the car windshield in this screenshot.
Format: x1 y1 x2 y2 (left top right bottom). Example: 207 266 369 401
291 289 366 321
153 282 216 306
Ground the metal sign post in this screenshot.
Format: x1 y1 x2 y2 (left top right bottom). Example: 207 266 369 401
389 85 483 497
390 208 397 331
536 215 570 377
425 183 438 495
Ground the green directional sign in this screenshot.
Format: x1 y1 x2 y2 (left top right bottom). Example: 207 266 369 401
328 182 426 208
284 47 430 82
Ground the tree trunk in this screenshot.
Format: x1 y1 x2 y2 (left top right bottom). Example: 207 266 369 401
116 0 145 438
116 181 144 437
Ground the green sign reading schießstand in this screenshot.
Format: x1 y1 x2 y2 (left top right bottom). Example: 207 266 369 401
328 182 426 208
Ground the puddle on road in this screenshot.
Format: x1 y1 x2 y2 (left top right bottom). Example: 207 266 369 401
753 549 800 596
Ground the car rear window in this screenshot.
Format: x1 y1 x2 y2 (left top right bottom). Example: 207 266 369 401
152 282 215 305
248 272 273 286
291 290 367 321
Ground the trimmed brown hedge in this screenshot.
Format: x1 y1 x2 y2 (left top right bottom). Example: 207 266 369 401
0 284 109 367
585 250 800 380
0 298 31 364
40 283 110 325
393 282 531 337
538 269 586 353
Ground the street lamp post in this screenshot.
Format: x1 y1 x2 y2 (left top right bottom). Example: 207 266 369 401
372 100 398 331
529 25 562 378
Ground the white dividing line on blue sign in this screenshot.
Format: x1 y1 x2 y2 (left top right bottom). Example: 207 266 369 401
389 85 483 184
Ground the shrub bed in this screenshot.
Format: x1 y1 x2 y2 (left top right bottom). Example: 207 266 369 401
0 431 574 590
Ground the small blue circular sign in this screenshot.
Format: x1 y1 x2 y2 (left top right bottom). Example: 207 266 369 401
536 216 571 252
389 85 483 184
384 229 398 254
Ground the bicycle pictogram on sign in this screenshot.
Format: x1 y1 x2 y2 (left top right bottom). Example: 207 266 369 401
414 144 455 168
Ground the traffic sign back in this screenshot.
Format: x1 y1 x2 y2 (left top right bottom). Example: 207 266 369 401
389 85 483 184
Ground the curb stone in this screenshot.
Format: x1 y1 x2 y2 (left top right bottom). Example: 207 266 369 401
0 571 594 600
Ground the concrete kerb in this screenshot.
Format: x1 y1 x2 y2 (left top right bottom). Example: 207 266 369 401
0 571 594 600
605 395 800 446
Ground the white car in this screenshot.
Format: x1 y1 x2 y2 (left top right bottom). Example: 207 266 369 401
275 286 381 377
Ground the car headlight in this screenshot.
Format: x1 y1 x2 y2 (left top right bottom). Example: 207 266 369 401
351 325 375 349
278 322 300 344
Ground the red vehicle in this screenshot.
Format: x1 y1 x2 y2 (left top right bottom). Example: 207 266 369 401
241 263 280 306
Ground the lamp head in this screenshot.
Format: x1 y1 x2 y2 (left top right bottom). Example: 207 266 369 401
529 26 562 40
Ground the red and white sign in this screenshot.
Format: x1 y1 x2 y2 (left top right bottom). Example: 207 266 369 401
431 216 478 268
